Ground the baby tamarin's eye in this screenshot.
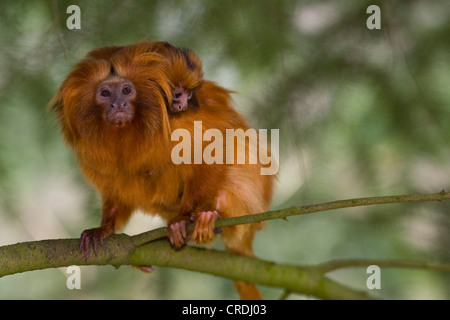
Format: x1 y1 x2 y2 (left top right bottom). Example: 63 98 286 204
187 91 193 99
174 92 182 99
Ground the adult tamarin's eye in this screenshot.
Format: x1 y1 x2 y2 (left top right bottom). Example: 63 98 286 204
122 86 132 95
101 89 111 97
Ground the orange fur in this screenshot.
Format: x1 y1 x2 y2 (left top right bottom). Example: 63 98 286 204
51 41 275 299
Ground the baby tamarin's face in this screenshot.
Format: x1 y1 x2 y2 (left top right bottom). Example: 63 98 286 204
161 45 203 114
170 84 194 113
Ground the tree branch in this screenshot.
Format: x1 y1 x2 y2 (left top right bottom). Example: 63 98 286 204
1 190 449 299
0 235 372 299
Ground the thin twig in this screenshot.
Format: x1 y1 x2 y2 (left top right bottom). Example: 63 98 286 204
316 259 450 274
132 190 450 246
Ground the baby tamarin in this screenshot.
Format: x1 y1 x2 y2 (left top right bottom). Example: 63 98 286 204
51 41 275 299
151 42 203 114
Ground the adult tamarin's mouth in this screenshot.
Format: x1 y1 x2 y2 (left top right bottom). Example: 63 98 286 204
106 111 134 127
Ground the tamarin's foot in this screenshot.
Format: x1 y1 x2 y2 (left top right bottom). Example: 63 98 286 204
192 210 219 244
167 215 190 248
80 226 113 259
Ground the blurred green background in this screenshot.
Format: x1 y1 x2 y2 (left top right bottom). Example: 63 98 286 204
0 0 449 299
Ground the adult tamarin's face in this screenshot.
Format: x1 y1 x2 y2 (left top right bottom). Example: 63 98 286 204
95 76 136 127
51 43 173 145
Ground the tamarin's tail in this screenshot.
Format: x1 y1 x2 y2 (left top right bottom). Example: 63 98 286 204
234 280 263 300
221 216 264 300
216 176 271 300
221 221 264 300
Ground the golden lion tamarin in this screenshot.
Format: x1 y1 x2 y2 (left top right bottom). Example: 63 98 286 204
51 41 275 299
